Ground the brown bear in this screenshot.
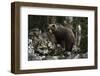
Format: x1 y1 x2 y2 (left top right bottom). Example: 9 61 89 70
48 24 75 52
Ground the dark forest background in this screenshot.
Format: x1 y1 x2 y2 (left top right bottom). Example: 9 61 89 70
28 15 88 53
28 15 88 60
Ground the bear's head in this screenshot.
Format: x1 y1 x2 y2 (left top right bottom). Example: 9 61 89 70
48 24 57 33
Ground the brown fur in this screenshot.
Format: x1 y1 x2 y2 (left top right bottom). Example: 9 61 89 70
48 24 75 51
